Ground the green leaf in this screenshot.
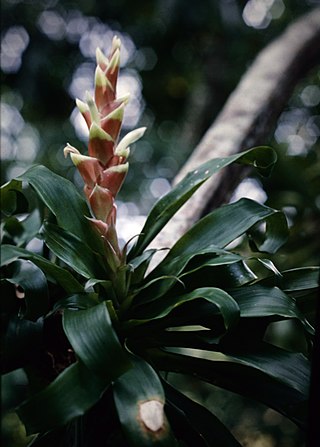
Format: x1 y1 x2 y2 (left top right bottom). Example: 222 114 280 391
1 316 44 373
129 288 240 334
134 199 287 305
248 211 289 253
161 198 287 260
165 382 242 447
0 179 28 216
258 267 320 293
128 249 158 286
129 146 277 258
113 355 178 446
63 302 131 380
147 343 310 428
2 260 49 321
41 221 106 279
1 244 83 294
17 361 107 435
52 293 99 312
230 285 314 334
18 165 103 253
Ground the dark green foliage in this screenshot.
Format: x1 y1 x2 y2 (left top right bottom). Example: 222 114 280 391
1 147 317 445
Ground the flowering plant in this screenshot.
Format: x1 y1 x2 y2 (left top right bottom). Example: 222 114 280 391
1 37 318 446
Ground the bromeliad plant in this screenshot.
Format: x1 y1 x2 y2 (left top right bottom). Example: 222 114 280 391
1 36 318 446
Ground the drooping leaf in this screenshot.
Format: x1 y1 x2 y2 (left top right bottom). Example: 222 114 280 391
18 165 103 253
258 267 320 294
147 343 310 428
113 355 178 446
1 316 44 374
2 259 49 321
129 146 277 258
160 198 287 261
41 221 106 279
17 361 107 435
63 301 131 380
52 293 99 312
0 178 28 216
164 381 242 447
1 244 83 294
128 287 240 335
133 199 287 305
229 285 314 335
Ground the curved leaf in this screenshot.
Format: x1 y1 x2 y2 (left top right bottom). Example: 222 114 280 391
134 199 287 305
258 267 320 293
147 343 310 428
1 244 83 294
113 355 178 446
129 146 277 258
229 285 314 334
41 221 106 279
18 165 103 253
2 259 49 321
1 316 44 373
17 361 107 435
63 301 131 380
52 293 99 312
129 287 240 334
162 198 287 260
0 178 28 216
165 382 242 447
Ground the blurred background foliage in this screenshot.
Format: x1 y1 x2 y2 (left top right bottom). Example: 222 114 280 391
1 0 319 446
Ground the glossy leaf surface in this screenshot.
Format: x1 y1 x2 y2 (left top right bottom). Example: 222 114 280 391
63 302 131 380
129 147 277 258
41 221 106 279
1 244 83 294
17 361 107 435
2 259 49 321
113 355 178 446
19 165 103 253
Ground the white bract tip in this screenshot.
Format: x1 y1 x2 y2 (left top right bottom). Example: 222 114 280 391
95 65 107 87
115 127 147 156
102 103 125 122
111 36 121 52
75 98 89 113
85 91 100 125
63 143 80 158
105 162 129 174
116 93 130 105
89 122 113 141
108 48 120 73
96 47 109 66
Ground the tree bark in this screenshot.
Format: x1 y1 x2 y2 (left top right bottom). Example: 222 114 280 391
151 7 320 251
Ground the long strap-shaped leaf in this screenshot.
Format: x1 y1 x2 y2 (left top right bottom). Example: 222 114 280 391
1 244 83 294
63 302 131 380
18 165 103 254
127 287 240 334
129 146 277 258
113 355 178 446
164 381 242 447
134 199 288 305
147 343 310 428
41 221 107 279
258 266 320 293
229 285 314 335
17 361 107 435
2 259 49 321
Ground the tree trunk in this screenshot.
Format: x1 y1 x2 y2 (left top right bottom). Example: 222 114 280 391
151 7 320 251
